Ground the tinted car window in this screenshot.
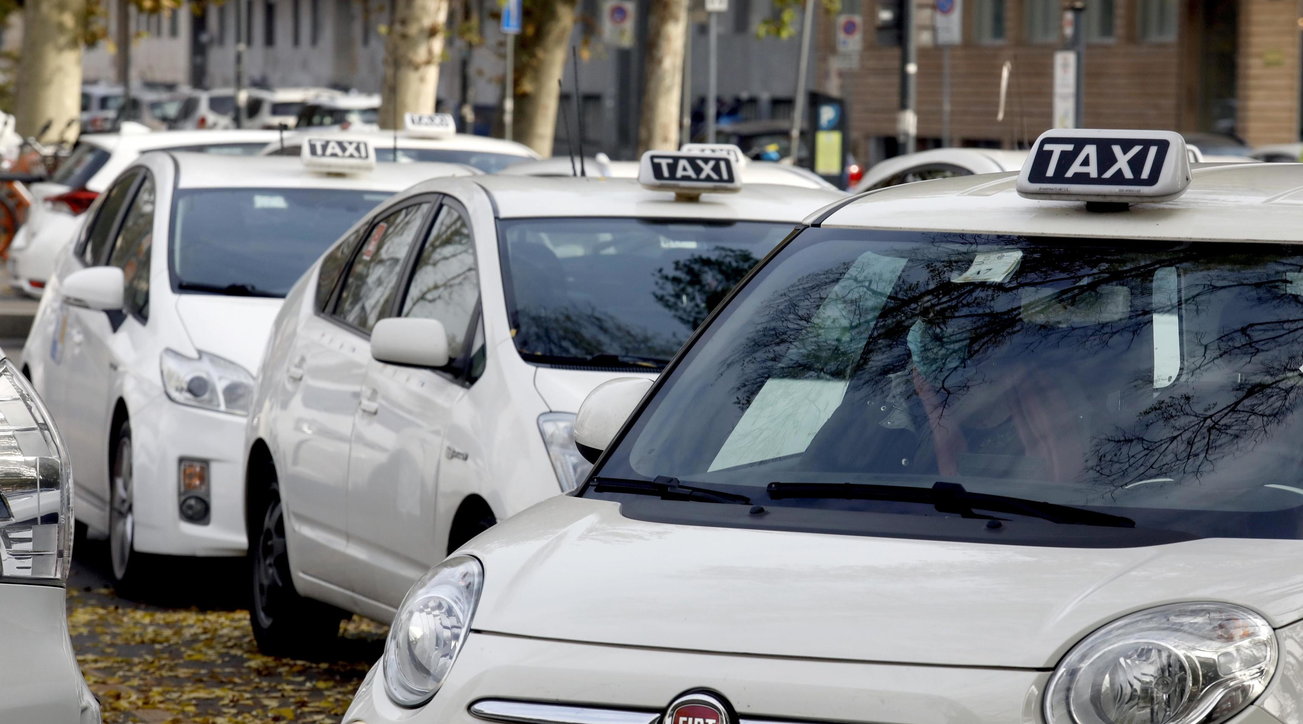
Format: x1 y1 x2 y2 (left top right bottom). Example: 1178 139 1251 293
170 188 392 298
208 95 235 116
333 203 431 333
50 142 111 189
165 143 269 157
107 174 155 319
379 147 531 173
315 225 367 311
79 171 140 266
401 204 478 359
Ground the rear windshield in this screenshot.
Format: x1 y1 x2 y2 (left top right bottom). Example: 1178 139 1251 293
50 142 111 189
170 187 392 297
271 102 303 116
592 230 1303 543
378 147 531 173
208 95 235 116
166 143 269 157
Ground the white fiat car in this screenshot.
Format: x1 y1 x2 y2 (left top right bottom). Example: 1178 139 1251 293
0 352 99 722
21 143 476 588
346 131 1303 724
242 151 844 654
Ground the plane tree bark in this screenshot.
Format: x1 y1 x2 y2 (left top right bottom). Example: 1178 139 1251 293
637 0 689 154
14 0 87 139
379 0 453 130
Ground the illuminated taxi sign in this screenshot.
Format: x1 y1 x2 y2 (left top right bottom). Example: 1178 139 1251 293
1016 129 1190 204
680 143 749 167
638 150 741 200
300 137 376 174
404 112 457 139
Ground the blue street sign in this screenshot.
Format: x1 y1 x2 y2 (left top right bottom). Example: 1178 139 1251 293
502 0 522 34
936 0 955 14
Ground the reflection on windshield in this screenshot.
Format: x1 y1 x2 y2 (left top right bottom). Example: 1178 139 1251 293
596 230 1303 540
500 218 792 368
170 188 392 298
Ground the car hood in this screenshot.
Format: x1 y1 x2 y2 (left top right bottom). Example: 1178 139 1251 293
174 295 284 374
532 366 658 412
468 496 1303 668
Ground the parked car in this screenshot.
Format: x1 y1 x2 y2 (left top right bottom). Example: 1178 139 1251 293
81 82 122 134
20 144 476 588
8 129 281 298
259 87 341 129
171 88 274 130
851 147 1028 192
343 129 1303 724
293 93 381 130
242 151 845 655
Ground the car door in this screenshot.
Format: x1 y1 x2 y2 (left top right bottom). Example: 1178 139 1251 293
281 199 433 592
346 198 483 608
59 170 156 525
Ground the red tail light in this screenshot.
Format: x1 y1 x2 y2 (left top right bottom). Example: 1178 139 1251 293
46 189 99 216
197 115 208 129
847 162 865 190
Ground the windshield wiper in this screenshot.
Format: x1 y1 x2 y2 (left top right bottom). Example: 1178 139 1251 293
521 352 669 369
592 476 752 505
177 281 279 298
765 481 1135 528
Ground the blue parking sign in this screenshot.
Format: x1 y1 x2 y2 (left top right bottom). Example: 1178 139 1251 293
502 0 522 34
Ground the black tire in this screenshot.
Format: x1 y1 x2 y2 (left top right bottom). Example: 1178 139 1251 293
249 478 346 657
108 417 150 593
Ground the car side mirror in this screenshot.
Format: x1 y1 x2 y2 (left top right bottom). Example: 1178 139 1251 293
573 377 654 464
370 317 450 368
61 266 124 311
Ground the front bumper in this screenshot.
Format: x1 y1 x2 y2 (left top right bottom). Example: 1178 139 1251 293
0 583 100 722
130 398 249 558
343 630 1293 724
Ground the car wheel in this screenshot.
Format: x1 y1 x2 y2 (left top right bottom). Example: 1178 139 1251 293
249 478 345 657
108 418 140 587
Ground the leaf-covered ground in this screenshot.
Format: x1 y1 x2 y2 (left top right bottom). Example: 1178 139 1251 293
67 540 387 724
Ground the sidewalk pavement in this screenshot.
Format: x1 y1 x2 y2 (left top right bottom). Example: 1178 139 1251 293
0 264 38 340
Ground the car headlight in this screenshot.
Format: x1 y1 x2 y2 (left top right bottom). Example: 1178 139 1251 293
538 412 591 493
159 348 255 416
0 359 73 582
382 555 483 708
1044 603 1277 724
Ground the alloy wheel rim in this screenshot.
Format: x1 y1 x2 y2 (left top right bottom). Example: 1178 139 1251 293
109 434 133 582
254 497 288 627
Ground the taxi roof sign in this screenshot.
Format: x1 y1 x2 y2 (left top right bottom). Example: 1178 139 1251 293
404 112 457 139
680 143 749 168
1016 129 1191 205
638 150 742 200
300 137 377 174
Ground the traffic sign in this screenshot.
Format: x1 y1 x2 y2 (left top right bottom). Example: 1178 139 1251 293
835 14 863 53
501 0 521 34
705 0 728 12
602 0 635 47
934 0 962 46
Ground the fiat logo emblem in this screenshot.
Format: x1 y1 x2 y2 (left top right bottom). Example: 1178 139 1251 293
664 691 731 724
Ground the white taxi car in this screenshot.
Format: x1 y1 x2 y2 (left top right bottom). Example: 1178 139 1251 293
242 151 844 654
259 113 539 173
0 351 100 722
21 142 476 588
345 130 1303 724
9 128 280 298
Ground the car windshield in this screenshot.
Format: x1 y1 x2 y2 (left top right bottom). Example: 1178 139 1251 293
50 142 110 188
591 229 1303 542
208 95 235 115
170 187 391 297
500 218 794 369
271 101 303 116
377 147 531 172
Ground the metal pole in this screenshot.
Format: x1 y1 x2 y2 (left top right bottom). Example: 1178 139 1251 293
1072 0 1084 128
941 46 951 146
234 0 247 128
898 0 917 154
707 11 717 142
504 35 515 141
117 0 132 123
789 0 815 164
681 18 693 146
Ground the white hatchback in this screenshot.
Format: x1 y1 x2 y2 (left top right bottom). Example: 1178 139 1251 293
242 152 845 655
345 132 1303 724
21 145 476 588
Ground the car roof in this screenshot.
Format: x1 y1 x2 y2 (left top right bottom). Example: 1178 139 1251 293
84 128 281 152
307 94 380 109
499 157 840 190
407 175 845 221
853 148 1029 192
263 130 540 158
818 162 1303 242
162 152 477 191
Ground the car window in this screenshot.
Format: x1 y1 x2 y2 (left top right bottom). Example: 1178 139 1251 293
380 147 532 173
106 174 156 319
316 224 367 311
871 163 974 191
271 102 302 117
165 143 269 157
78 170 140 266
333 203 432 334
208 95 235 116
51 141 111 189
401 203 479 363
265 145 300 157
176 96 199 122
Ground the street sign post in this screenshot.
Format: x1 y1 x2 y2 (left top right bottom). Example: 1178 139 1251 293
602 0 636 48
835 14 863 53
706 0 726 142
502 0 521 141
501 0 522 34
1053 49 1077 128
934 0 961 144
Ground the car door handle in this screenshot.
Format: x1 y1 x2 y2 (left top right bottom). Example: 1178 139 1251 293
287 357 305 381
359 389 379 415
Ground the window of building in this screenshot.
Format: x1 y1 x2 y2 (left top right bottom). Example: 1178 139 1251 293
310 0 321 45
292 0 301 46
215 4 227 45
1025 0 1058 43
168 9 178 37
362 3 371 46
734 0 753 34
972 0 1006 43
1086 0 1115 41
265 0 275 46
1138 0 1176 42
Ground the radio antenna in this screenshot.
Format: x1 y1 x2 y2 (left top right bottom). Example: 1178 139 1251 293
571 46 586 177
558 79 578 177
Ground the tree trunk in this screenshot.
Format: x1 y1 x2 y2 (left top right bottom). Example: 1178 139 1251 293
637 0 688 154
379 0 452 130
15 0 86 140
511 0 577 157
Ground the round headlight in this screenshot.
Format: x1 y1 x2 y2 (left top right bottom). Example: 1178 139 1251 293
382 555 483 707
1044 603 1277 724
